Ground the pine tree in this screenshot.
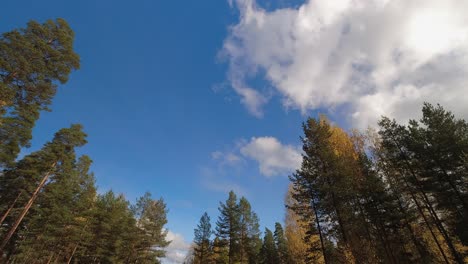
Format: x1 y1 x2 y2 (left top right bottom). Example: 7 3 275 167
238 197 261 264
131 192 170 263
0 18 80 168
194 212 213 263
82 191 138 263
216 191 241 264
284 184 322 264
10 154 96 263
289 117 360 262
260 228 278 264
274 223 289 264
378 105 468 263
407 104 468 245
212 235 229 264
0 124 87 259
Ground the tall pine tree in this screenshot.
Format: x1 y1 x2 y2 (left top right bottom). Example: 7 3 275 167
0 19 80 168
193 212 213 264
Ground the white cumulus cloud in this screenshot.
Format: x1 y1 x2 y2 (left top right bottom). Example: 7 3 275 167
162 231 191 264
240 137 301 177
222 0 468 127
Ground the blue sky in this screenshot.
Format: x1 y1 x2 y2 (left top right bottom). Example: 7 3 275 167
1 0 308 262
4 0 468 263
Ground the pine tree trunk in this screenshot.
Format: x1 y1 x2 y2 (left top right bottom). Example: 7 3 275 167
0 190 22 226
67 245 78 264
400 175 450 264
426 147 468 213
311 197 328 264
46 253 54 264
0 163 56 254
394 189 426 260
388 134 463 263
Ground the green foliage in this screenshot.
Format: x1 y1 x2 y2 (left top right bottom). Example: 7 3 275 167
378 103 468 263
239 197 262 264
0 18 80 167
194 212 213 263
0 18 170 264
259 228 278 264
274 223 289 264
199 191 263 264
216 191 241 264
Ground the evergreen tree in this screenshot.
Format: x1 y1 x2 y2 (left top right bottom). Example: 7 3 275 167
194 212 213 264
289 117 359 262
0 18 80 168
10 154 96 263
407 104 468 245
238 197 261 264
289 117 426 263
259 228 278 264
216 191 241 264
274 223 289 264
131 192 170 263
212 235 229 264
0 124 87 259
284 184 323 264
82 191 138 263
378 104 468 263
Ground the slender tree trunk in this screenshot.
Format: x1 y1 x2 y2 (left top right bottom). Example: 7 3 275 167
0 191 22 226
433 157 468 213
0 163 56 254
378 152 428 261
358 198 396 264
311 196 328 264
400 175 450 264
46 253 54 264
67 245 78 264
394 189 426 260
239 231 244 264
229 230 233 264
200 242 205 264
388 134 463 264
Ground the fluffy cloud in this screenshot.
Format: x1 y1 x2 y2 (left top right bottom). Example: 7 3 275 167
223 0 468 127
162 231 191 264
240 137 301 176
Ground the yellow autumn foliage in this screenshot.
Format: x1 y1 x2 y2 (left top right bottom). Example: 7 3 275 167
285 184 325 264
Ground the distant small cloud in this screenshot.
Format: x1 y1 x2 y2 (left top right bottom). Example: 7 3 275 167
200 167 248 196
240 137 301 177
211 151 223 160
211 151 243 165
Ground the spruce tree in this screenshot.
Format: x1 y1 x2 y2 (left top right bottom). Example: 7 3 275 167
260 228 278 264
212 235 229 264
216 191 241 264
194 212 213 263
274 223 289 264
238 197 261 264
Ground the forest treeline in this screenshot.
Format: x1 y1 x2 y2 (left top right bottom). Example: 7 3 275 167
187 103 468 264
0 19 170 263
